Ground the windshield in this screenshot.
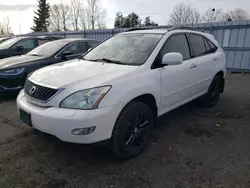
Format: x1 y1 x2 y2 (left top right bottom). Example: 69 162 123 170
0 38 21 49
27 41 69 57
84 33 162 65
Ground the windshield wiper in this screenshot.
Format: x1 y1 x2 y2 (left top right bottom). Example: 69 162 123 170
91 58 126 65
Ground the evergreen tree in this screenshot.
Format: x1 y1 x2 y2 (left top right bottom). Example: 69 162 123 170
144 17 158 26
114 12 158 28
31 0 50 32
123 12 142 28
114 12 125 28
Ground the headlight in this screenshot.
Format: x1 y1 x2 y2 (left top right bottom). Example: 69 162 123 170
60 86 111 110
0 68 25 75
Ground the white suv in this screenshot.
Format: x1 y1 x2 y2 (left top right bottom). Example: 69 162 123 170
17 27 226 159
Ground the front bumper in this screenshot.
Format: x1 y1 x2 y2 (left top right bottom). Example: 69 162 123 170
17 90 122 144
0 73 26 92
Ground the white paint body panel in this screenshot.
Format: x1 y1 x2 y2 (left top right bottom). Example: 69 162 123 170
17 29 226 144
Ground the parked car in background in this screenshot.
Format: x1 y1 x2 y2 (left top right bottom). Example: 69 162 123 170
0 37 11 44
0 38 99 95
0 36 62 60
17 27 226 159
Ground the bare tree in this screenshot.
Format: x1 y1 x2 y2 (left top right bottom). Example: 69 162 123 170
59 3 72 31
49 3 71 31
222 8 249 21
0 17 12 35
49 4 61 31
79 6 87 30
168 3 202 25
96 9 107 29
202 8 223 23
70 0 81 31
86 0 107 30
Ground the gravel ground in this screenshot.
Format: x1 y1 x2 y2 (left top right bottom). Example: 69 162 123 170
0 73 250 188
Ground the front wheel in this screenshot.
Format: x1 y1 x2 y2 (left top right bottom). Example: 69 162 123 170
200 75 223 107
111 101 154 159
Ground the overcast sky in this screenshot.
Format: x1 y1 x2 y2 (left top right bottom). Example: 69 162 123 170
0 0 249 34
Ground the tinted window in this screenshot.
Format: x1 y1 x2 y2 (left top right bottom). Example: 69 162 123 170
189 34 206 57
207 39 216 49
87 42 98 50
28 41 69 57
203 38 210 51
84 34 162 65
62 42 86 54
15 39 36 49
160 34 190 60
38 39 50 46
77 42 87 53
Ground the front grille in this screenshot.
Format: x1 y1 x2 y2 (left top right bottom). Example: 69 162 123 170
24 79 58 102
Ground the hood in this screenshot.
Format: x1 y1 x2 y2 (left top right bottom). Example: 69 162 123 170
29 59 139 88
0 55 45 69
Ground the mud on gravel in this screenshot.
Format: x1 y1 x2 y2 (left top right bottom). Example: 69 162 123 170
0 73 250 188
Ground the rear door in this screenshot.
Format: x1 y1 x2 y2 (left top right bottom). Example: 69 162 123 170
187 33 216 93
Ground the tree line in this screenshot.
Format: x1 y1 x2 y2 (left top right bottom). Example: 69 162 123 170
2 0 248 34
114 4 250 28
168 3 249 25
31 0 107 32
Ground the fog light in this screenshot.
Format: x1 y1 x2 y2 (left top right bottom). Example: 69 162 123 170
71 126 96 135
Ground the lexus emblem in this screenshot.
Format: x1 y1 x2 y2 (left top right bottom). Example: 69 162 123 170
29 86 37 95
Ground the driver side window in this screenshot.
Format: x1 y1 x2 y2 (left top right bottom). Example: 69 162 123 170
160 34 191 61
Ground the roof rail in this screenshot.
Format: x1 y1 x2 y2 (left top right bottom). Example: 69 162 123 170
126 25 204 32
167 26 204 32
126 26 172 32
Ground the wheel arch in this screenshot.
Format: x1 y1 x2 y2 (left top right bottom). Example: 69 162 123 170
215 71 225 93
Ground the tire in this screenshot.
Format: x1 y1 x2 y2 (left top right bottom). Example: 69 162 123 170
111 101 154 159
200 75 223 107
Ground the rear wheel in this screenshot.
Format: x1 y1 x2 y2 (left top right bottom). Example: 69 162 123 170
200 75 223 107
111 101 154 159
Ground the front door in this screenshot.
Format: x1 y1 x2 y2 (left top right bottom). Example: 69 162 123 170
157 33 199 114
12 39 37 56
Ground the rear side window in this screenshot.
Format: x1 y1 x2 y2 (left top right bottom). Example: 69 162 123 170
160 34 191 60
87 42 98 50
189 34 207 57
203 37 218 54
203 38 210 51
207 39 217 50
77 42 87 53
38 39 50 46
62 42 86 54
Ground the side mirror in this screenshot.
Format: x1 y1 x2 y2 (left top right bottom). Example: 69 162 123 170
162 52 183 66
14 45 24 51
60 51 73 59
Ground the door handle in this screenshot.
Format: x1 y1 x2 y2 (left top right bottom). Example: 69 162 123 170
213 57 217 61
190 63 197 68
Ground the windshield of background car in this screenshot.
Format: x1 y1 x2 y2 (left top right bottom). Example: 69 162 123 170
83 33 163 65
27 41 69 57
0 38 22 49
